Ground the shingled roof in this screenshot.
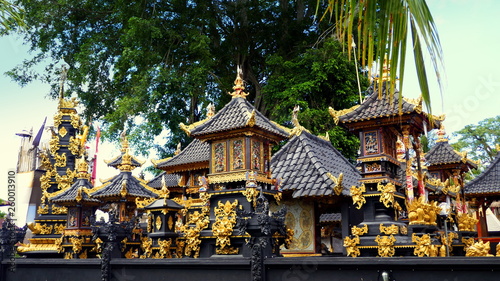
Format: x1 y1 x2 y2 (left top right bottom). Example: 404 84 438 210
89 171 159 200
188 97 289 139
50 178 100 205
330 84 423 124
147 172 180 189
271 130 361 198
153 139 209 171
425 130 478 169
464 153 500 196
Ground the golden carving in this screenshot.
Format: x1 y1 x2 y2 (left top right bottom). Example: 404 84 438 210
70 237 83 254
156 215 162 231
168 216 174 230
51 205 68 215
379 224 398 235
229 67 249 99
53 112 63 128
136 197 156 209
377 182 395 208
53 223 66 235
343 235 361 257
273 191 282 204
125 248 138 259
28 223 53 235
59 126 68 138
69 136 81 155
55 236 64 253
375 235 396 257
329 105 360 125
147 214 153 233
78 249 87 259
176 239 185 258
37 204 49 215
208 171 273 185
457 213 478 232
70 112 81 129
242 187 258 206
351 224 368 236
285 228 294 249
327 172 344 196
407 197 441 225
55 169 76 190
158 238 173 258
140 237 153 259
213 200 239 254
49 135 61 155
59 96 79 109
216 247 239 255
182 209 210 258
403 96 423 113
412 233 433 257
464 239 493 257
64 252 73 259
350 184 366 209
54 152 67 167
93 238 103 254
246 109 256 127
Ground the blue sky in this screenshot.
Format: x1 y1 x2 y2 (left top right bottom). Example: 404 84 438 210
1 0 499 196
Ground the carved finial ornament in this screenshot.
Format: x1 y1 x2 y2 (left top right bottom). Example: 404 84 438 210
229 66 249 99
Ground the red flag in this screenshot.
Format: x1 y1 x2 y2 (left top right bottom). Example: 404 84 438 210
91 126 101 185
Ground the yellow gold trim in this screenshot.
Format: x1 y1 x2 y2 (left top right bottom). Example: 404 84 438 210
329 105 360 125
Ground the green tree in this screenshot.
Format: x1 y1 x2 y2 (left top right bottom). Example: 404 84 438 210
451 116 500 166
321 0 444 113
264 38 367 160
8 0 328 158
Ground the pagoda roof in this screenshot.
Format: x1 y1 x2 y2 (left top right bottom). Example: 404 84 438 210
271 130 361 198
50 178 100 205
105 153 144 169
319 213 342 223
89 171 159 200
425 140 478 169
330 84 442 129
147 172 180 189
144 198 184 210
464 153 500 197
188 97 289 140
153 139 209 171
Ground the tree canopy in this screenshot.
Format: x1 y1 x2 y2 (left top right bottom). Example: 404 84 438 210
8 0 369 162
452 115 500 167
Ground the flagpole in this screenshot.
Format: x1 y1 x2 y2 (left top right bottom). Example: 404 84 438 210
91 126 101 186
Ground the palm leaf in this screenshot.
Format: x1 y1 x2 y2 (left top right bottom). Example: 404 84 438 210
319 0 443 114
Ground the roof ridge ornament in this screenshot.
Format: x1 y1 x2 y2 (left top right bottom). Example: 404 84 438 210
290 105 310 136
436 123 449 143
229 66 249 99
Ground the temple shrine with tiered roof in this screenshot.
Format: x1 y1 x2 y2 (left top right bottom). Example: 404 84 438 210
4 62 500 281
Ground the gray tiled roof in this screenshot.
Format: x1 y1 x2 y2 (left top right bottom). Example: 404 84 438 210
271 130 361 198
190 97 289 139
425 141 477 169
147 172 180 189
339 86 419 123
465 153 500 196
106 154 144 168
319 213 342 223
144 198 184 209
90 171 158 199
155 139 209 169
50 178 100 204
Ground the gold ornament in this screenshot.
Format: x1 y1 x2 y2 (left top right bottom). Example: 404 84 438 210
156 215 162 230
212 200 239 254
351 224 368 236
377 182 395 208
327 172 344 196
375 235 396 257
350 184 366 209
379 224 399 235
343 235 361 257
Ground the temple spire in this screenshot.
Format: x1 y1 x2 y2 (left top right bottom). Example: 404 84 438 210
229 65 249 99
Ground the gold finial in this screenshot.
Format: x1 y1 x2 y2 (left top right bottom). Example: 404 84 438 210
174 142 181 156
120 129 129 154
75 158 90 179
229 66 249 99
436 123 448 143
207 103 216 118
292 105 301 128
160 175 170 202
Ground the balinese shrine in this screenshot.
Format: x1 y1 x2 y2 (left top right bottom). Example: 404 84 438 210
4 64 500 281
